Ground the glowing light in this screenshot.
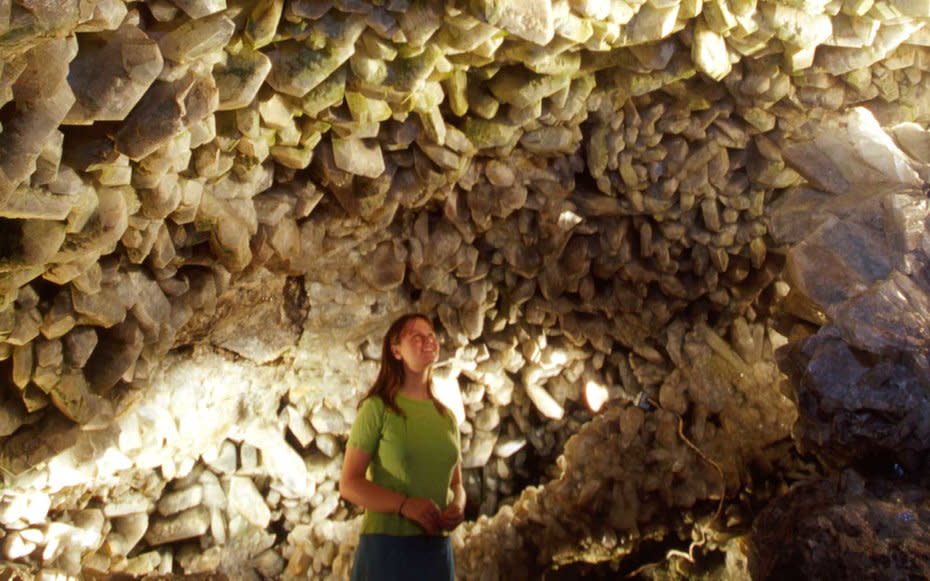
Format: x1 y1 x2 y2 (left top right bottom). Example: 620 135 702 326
584 380 609 413
431 367 465 426
558 210 583 230
544 348 568 368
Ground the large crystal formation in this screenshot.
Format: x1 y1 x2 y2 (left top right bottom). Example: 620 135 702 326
759 108 930 581
749 470 930 580
771 108 930 470
0 0 927 578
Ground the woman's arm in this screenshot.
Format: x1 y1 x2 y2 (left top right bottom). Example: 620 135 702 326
440 462 466 530
340 446 442 533
449 462 466 510
339 446 405 513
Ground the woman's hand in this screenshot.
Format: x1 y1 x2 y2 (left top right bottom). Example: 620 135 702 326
400 497 442 534
439 501 465 530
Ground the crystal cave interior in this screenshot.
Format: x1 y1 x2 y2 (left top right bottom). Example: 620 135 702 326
0 0 929 579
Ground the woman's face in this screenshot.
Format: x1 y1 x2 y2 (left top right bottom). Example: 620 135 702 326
391 317 438 373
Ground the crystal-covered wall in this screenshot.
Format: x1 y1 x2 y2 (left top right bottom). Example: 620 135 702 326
0 0 928 578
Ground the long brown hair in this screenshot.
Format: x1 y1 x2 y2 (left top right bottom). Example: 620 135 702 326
362 313 448 417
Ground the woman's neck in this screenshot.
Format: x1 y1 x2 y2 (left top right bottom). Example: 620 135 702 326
399 370 430 400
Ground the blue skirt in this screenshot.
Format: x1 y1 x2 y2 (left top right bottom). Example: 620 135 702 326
351 534 455 581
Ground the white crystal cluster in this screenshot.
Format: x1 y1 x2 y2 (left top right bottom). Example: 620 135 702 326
0 0 928 578
449 319 798 581
0 298 377 578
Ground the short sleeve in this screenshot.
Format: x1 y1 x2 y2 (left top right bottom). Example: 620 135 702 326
347 397 384 455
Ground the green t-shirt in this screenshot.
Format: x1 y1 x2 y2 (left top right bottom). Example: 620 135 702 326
347 394 460 536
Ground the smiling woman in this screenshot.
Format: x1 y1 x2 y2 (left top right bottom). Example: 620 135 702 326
339 313 465 581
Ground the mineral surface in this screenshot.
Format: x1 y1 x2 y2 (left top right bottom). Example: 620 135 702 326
0 0 928 579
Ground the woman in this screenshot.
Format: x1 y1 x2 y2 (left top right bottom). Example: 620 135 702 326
340 313 465 581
